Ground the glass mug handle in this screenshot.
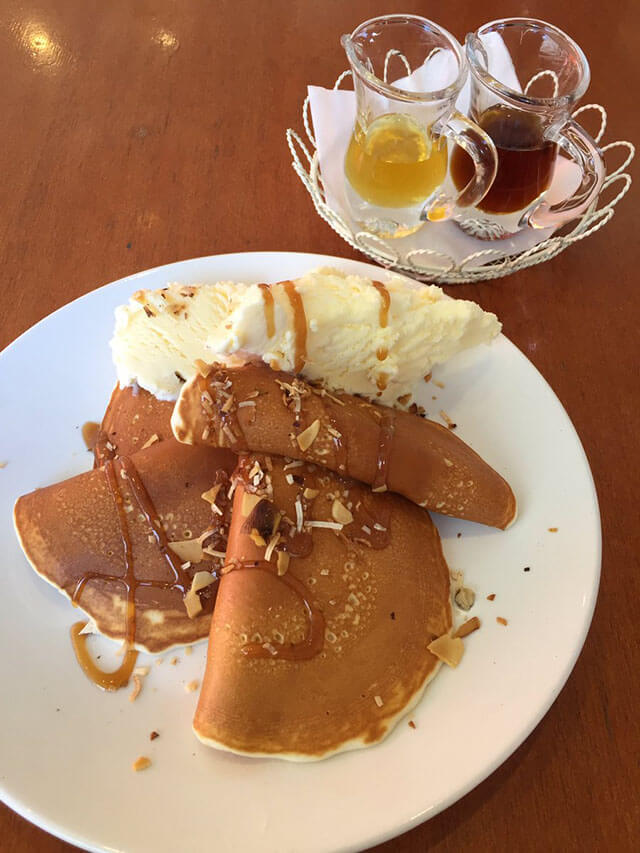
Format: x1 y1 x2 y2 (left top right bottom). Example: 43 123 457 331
421 111 498 222
524 120 605 229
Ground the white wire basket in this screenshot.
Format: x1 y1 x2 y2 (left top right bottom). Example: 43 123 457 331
286 75 634 284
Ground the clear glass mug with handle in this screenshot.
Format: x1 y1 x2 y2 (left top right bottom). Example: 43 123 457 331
452 17 606 238
341 14 498 239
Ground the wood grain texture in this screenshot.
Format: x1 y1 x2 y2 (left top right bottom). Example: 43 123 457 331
1 0 638 850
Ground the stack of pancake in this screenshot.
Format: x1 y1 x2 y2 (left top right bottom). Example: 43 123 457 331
14 362 515 760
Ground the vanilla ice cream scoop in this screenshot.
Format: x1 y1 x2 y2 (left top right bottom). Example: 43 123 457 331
111 268 500 406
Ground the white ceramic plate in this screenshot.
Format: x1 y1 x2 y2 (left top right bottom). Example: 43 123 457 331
0 252 600 853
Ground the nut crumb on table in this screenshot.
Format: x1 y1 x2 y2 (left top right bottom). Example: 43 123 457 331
132 756 152 772
496 617 508 626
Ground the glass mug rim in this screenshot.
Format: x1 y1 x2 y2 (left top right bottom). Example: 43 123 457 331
342 13 467 104
466 17 591 112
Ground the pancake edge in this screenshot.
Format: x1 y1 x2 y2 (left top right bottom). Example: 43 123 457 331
191 659 443 762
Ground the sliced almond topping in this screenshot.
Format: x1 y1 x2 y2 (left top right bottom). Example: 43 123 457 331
332 499 353 525
221 394 235 413
454 616 481 638
201 483 222 506
129 675 143 702
277 551 290 576
168 538 204 564
428 634 464 668
296 419 321 452
249 528 267 547
132 756 152 772
241 491 263 517
264 532 281 562
141 433 159 450
374 695 384 707
183 571 216 619
303 487 319 500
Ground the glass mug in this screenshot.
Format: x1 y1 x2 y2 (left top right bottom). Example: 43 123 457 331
341 14 498 239
452 18 606 237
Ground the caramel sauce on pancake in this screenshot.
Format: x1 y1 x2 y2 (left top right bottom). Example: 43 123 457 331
372 412 395 493
229 560 325 661
82 418 115 468
258 283 276 339
282 280 307 374
372 281 390 328
70 456 210 689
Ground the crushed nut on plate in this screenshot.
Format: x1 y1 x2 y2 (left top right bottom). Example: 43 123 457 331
132 756 152 772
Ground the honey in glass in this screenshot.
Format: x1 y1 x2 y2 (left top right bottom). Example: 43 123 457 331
345 113 448 208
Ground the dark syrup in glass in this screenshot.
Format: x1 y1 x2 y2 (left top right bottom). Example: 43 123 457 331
452 105 557 214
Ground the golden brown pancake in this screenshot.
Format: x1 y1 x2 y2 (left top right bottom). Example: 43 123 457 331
14 440 236 653
92 384 174 465
193 454 452 759
172 363 516 529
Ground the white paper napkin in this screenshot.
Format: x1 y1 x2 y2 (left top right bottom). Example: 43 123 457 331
307 34 581 267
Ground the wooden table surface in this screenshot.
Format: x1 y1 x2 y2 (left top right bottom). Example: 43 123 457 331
1 1 638 850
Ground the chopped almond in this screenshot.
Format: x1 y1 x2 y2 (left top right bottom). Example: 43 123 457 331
185 679 199 693
132 756 152 772
277 551 290 576
129 675 143 702
486 593 496 601
496 617 508 626
201 484 222 506
249 528 267 547
428 634 464 667
241 492 263 517
454 617 481 638
141 433 159 450
303 487 319 500
331 499 353 525
296 419 321 452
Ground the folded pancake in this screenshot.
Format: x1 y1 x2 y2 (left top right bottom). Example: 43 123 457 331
193 454 452 759
91 383 174 466
172 363 516 529
14 439 236 653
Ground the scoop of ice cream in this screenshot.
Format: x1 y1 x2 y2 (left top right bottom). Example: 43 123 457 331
111 281 247 400
206 268 501 406
111 269 500 406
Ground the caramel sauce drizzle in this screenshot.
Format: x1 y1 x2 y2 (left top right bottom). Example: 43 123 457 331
372 411 396 493
70 622 139 691
70 456 201 690
372 280 390 328
258 283 276 339
316 394 348 473
282 280 307 374
233 560 325 661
